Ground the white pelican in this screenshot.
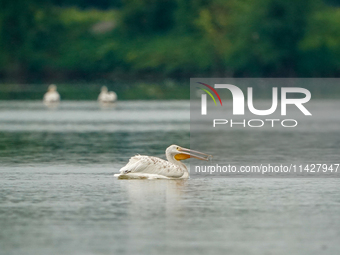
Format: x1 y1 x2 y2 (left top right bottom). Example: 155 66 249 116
114 145 211 179
98 86 117 103
43 84 60 103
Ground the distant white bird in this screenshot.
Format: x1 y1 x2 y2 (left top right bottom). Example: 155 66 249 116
43 84 60 103
98 86 117 103
114 145 212 179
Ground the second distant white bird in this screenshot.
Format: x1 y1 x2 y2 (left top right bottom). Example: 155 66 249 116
43 84 60 103
98 86 117 103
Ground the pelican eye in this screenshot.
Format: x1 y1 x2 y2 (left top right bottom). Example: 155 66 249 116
176 147 180 150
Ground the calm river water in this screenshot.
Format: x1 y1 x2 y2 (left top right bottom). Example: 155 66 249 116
0 101 339 255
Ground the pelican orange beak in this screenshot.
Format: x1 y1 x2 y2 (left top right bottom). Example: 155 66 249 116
174 147 212 161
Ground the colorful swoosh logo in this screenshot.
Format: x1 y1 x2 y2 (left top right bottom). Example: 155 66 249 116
197 82 223 106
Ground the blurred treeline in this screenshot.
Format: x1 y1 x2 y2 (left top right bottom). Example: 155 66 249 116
1 0 340 85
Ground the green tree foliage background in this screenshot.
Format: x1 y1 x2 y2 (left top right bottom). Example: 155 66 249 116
1 0 340 83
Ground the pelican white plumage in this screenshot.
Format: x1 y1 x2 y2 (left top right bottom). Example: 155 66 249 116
114 145 212 179
98 86 117 103
43 84 60 103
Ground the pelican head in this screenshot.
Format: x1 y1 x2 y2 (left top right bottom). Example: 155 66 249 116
166 145 212 161
48 84 57 91
101 86 108 92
